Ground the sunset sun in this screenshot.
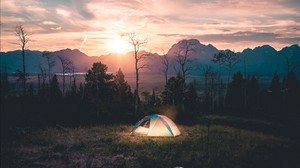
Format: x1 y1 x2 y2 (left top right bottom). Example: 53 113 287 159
109 37 131 54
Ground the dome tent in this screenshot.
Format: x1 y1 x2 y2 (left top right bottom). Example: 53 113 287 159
130 114 181 137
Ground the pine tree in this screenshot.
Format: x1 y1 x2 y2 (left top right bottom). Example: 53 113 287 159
226 72 244 110
285 71 300 112
113 68 133 102
50 74 62 101
85 62 114 100
246 75 259 107
269 73 282 111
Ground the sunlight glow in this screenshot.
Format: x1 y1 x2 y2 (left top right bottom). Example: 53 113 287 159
109 36 131 54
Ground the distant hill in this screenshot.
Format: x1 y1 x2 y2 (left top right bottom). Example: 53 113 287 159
0 49 99 74
167 39 219 62
1 40 299 78
165 39 299 77
236 44 300 76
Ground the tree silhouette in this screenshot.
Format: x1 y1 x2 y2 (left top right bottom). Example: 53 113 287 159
15 25 30 95
174 40 196 81
212 50 239 105
113 68 133 103
150 89 157 106
226 72 244 110
38 65 48 98
42 51 56 85
284 71 300 113
160 52 170 85
0 70 9 98
58 55 74 95
246 75 259 108
85 62 114 99
128 32 148 115
270 73 281 93
50 74 62 101
202 66 222 113
160 52 170 103
84 62 114 120
162 74 185 106
184 82 198 118
269 73 282 111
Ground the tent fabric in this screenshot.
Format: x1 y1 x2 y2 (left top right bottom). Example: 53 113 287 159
130 114 181 137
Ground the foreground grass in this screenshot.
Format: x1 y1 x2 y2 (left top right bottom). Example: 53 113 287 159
1 121 300 168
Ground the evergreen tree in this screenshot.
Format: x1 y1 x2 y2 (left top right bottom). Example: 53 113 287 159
162 74 185 106
226 72 244 110
150 89 156 106
78 83 84 99
50 74 62 101
66 79 78 98
112 68 134 120
84 62 114 122
269 73 282 111
85 62 114 101
271 73 281 93
0 71 9 98
184 83 198 117
246 75 259 108
113 68 132 102
284 71 300 113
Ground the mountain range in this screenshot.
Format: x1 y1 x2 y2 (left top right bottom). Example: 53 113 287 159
1 39 299 78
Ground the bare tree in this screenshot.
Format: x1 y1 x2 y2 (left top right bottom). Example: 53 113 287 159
202 65 221 113
160 51 169 85
39 65 47 87
174 40 196 81
172 40 196 111
128 32 148 114
160 51 170 104
212 50 239 105
42 51 56 85
58 55 74 95
69 65 76 89
15 25 30 95
38 65 47 97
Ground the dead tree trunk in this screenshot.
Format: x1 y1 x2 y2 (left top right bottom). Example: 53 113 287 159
128 32 148 115
15 25 30 95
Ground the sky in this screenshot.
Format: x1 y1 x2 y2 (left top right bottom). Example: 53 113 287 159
1 0 300 56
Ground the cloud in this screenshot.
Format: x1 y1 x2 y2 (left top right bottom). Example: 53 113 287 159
42 21 57 25
50 27 62 30
1 0 299 56
157 34 182 37
56 8 70 17
185 31 298 44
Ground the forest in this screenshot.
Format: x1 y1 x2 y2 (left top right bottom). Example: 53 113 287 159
1 57 300 128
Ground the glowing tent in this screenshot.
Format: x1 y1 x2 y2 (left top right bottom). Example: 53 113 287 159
130 114 181 137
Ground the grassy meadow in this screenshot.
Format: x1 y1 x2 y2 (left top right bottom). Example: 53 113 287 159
1 115 299 168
